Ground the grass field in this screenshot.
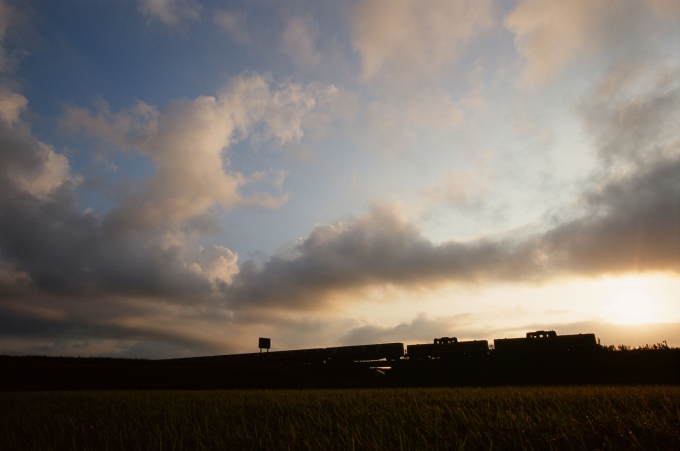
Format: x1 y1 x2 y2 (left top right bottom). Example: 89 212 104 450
1 386 678 450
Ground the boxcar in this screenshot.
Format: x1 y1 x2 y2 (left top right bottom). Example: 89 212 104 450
264 348 327 364
407 338 489 359
325 343 405 362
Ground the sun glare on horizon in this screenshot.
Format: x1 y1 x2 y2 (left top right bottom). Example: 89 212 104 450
601 276 662 325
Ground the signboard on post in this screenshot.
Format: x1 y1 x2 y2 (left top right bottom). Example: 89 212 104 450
258 337 270 353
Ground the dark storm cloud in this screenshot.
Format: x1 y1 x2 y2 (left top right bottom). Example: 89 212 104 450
540 158 680 275
0 119 215 298
224 205 541 309
0 300 229 357
580 64 680 166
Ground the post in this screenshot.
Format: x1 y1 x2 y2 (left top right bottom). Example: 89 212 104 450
258 337 271 353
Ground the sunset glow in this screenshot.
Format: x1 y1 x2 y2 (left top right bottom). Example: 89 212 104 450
600 277 666 325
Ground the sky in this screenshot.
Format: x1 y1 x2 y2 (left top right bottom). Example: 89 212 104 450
1 0 679 358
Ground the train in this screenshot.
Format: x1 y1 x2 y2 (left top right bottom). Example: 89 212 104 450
162 330 599 367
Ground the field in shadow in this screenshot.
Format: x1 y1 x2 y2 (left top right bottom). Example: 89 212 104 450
1 386 679 450
1 347 678 391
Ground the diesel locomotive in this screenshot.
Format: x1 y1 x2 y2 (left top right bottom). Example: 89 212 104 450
493 330 598 352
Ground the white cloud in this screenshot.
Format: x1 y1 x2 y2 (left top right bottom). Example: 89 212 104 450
351 0 494 83
223 74 341 147
0 0 9 72
281 16 321 69
422 168 494 207
60 100 158 149
505 0 608 83
0 87 74 200
0 0 30 74
273 238 304 261
194 245 239 285
63 73 340 228
505 0 680 83
136 0 201 25
0 261 31 292
363 87 465 154
0 88 26 124
13 142 72 199
643 0 680 18
214 9 250 44
579 62 680 168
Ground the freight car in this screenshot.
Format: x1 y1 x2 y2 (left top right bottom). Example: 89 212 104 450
407 337 489 359
493 330 597 353
325 343 405 363
261 348 328 364
162 343 404 366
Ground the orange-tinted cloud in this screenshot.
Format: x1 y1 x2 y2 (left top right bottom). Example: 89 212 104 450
351 0 494 83
506 0 680 83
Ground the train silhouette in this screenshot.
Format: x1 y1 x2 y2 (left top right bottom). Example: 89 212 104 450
166 330 598 366
6 330 678 391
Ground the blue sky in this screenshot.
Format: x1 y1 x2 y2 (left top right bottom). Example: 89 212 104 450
1 0 680 357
